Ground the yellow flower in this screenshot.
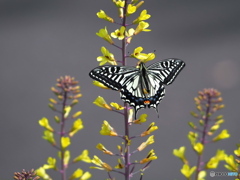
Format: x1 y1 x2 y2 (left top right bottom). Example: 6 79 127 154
140 149 158 164
43 157 56 170
131 47 155 62
69 119 84 137
224 155 238 171
73 149 92 163
58 151 71 167
173 146 188 164
234 147 240 156
215 149 226 160
188 131 198 145
91 155 112 171
134 21 151 35
137 135 155 151
96 143 114 155
35 167 51 180
49 98 57 104
126 28 135 44
210 124 220 133
64 106 71 118
80 172 91 180
212 129 230 141
63 150 70 166
112 0 125 7
118 8 124 18
193 142 204 155
133 113 148 124
72 111 82 119
96 27 114 44
92 81 109 89
141 122 158 137
206 150 226 169
110 102 124 110
127 4 136 15
97 47 116 65
198 171 206 180
206 157 220 169
135 1 144 9
61 137 71 149
111 26 126 40
93 96 112 110
115 158 124 169
133 10 151 24
215 118 224 125
181 164 196 178
100 120 118 136
131 46 146 59
69 169 91 180
69 169 83 180
97 10 114 23
43 130 56 145
112 0 125 18
39 117 54 132
142 52 155 63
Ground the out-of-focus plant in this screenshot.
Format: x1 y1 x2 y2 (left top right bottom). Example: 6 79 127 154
223 142 240 179
36 76 92 180
90 0 159 180
173 88 230 180
14 169 40 180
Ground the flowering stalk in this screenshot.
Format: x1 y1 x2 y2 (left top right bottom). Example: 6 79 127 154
173 89 230 180
92 0 158 179
37 76 91 180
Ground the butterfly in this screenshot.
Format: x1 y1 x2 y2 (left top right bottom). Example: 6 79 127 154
89 58 185 119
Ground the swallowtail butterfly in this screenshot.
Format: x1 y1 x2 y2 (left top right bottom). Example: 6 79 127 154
89 58 185 118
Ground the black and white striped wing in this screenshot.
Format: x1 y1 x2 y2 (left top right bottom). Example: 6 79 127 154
89 58 185 118
120 81 165 117
89 65 139 91
147 58 185 85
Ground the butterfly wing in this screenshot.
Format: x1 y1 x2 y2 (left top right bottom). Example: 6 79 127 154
89 65 139 91
120 81 165 118
89 65 144 117
89 58 185 119
147 58 185 85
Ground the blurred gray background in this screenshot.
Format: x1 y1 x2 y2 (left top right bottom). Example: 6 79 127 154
1 0 240 179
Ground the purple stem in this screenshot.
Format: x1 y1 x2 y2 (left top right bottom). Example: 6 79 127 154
60 90 68 180
195 94 211 179
122 1 130 180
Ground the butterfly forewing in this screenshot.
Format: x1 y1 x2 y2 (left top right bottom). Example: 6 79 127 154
89 65 138 91
147 58 185 85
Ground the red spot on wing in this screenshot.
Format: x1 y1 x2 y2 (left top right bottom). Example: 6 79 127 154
144 100 150 105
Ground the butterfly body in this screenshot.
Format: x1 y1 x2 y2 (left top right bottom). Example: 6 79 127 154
89 58 185 118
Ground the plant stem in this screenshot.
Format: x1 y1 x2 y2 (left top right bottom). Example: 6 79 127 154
195 94 211 179
60 90 67 180
122 1 130 180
